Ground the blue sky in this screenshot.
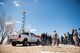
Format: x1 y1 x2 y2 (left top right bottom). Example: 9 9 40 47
0 0 80 36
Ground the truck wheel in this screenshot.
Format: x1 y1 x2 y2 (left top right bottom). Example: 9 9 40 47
29 43 31 46
36 40 40 45
12 42 16 46
23 39 27 46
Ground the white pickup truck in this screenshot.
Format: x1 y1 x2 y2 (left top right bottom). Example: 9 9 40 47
8 32 41 46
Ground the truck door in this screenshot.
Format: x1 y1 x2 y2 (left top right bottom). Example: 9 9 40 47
24 32 31 42
31 33 36 42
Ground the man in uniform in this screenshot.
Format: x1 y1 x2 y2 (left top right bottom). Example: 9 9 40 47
73 29 79 46
53 31 59 46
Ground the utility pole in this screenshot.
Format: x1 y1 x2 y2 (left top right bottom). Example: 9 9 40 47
21 10 26 33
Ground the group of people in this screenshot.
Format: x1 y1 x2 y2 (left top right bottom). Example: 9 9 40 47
41 29 80 46
61 29 79 46
41 33 52 46
41 31 59 46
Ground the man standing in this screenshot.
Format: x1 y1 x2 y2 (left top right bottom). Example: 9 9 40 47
71 29 75 45
0 30 1 44
53 31 59 46
61 36 64 44
73 29 79 46
67 32 71 45
64 34 68 45
41 33 47 46
49 35 52 45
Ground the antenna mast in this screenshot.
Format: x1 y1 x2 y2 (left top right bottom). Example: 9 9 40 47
21 10 26 33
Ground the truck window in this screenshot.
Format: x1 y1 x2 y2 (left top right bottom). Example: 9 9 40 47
21 32 29 35
25 33 29 35
31 33 36 37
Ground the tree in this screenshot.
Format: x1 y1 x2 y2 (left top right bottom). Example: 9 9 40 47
0 16 5 44
3 17 14 44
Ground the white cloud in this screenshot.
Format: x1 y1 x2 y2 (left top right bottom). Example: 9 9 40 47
30 28 37 32
28 25 31 28
15 3 20 6
13 1 20 6
14 20 21 24
5 21 13 25
0 2 6 6
5 20 21 25
27 25 37 32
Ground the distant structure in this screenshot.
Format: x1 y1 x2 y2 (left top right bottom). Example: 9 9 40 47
21 10 26 33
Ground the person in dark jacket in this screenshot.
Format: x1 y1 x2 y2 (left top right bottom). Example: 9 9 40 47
61 36 64 44
67 32 71 45
49 35 52 45
71 29 75 45
41 33 47 46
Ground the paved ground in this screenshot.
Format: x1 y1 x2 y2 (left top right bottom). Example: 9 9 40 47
0 44 80 53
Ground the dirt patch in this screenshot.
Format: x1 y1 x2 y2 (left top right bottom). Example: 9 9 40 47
0 45 80 53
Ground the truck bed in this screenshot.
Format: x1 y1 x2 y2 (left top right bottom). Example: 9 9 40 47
8 35 19 39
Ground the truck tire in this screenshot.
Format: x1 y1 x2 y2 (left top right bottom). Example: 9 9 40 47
29 43 31 46
12 42 16 46
36 40 40 45
23 39 28 46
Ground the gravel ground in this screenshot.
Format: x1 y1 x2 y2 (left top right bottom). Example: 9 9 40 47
0 44 80 53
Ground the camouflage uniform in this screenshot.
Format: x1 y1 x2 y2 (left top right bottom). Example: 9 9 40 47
64 34 68 44
73 30 79 46
53 33 59 46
